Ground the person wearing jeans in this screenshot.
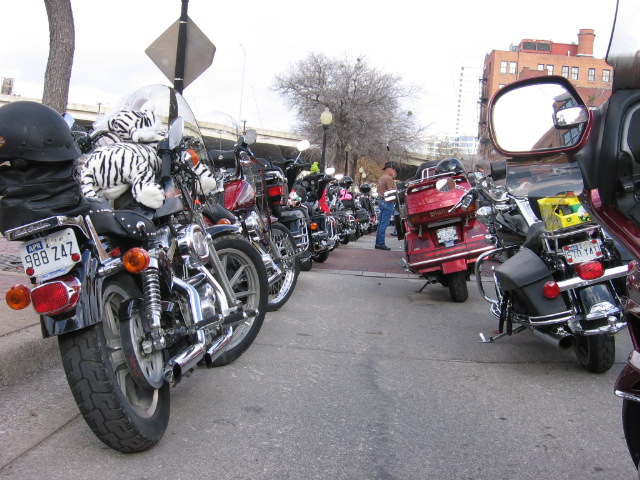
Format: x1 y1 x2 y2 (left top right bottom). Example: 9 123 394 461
375 162 397 250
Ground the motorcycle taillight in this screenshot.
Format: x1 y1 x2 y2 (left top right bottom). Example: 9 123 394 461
574 261 604 280
267 185 285 205
30 276 81 315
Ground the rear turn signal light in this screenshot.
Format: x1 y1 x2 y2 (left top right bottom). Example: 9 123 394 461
310 222 319 231
6 284 31 310
123 247 151 273
30 277 81 315
217 218 232 225
574 261 604 280
542 281 560 299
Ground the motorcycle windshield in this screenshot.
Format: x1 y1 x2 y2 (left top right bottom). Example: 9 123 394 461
505 159 584 199
606 0 640 89
98 84 209 163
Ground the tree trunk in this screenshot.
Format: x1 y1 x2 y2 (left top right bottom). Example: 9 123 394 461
42 0 75 113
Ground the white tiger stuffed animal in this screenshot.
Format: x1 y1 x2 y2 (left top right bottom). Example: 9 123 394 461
80 109 216 209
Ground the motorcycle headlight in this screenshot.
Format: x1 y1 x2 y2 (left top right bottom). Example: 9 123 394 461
177 224 210 267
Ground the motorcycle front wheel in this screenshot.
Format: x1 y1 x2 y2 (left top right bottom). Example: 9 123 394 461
267 222 300 311
58 273 170 453
574 333 615 373
621 399 640 469
208 235 268 366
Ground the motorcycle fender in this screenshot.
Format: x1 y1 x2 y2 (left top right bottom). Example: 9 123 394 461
441 258 467 274
205 224 243 240
40 249 104 338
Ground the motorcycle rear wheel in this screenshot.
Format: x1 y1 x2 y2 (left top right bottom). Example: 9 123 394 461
574 333 615 373
58 273 170 453
447 271 468 303
267 222 300 311
208 235 268 366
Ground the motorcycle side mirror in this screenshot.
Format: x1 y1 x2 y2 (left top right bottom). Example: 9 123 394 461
244 129 257 146
435 178 456 192
490 161 507 181
168 117 184 149
489 76 588 156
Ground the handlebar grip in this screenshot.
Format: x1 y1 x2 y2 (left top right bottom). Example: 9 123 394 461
157 139 173 182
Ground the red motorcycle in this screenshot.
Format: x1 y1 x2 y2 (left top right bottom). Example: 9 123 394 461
397 158 493 302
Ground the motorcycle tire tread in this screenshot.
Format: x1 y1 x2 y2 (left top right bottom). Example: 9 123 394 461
58 321 170 453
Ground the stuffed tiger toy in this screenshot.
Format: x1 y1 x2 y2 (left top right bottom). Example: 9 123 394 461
80 109 216 209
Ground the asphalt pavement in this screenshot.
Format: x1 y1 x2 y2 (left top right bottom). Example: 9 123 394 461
0 227 408 387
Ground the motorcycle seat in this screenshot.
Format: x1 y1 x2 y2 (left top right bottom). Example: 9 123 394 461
87 198 156 241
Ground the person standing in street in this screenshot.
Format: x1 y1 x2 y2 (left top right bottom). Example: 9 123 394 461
375 161 397 250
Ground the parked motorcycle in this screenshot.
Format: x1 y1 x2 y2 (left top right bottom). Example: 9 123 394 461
0 85 269 452
208 131 300 311
291 169 339 264
468 159 628 373
357 183 378 233
484 0 640 467
262 140 314 271
396 158 494 302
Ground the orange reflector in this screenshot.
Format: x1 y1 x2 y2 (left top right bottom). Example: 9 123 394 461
310 222 319 231
30 277 81 315
542 281 560 299
6 285 31 310
217 218 232 225
574 261 604 280
123 247 151 273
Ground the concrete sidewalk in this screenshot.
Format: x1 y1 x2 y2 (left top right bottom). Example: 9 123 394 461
0 237 60 387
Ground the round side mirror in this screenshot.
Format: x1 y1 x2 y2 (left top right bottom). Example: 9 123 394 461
436 178 456 192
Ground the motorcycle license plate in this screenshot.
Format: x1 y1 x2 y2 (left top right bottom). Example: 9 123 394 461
436 226 458 244
563 239 602 263
18 228 80 277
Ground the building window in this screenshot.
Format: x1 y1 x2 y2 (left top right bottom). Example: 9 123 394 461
500 61 508 74
603 69 611 82
547 65 554 75
588 68 596 82
509 61 517 74
562 66 569 78
571 67 579 80
538 64 545 71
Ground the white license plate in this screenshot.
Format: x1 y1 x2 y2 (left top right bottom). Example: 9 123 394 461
437 226 458 244
18 228 80 277
563 239 602 264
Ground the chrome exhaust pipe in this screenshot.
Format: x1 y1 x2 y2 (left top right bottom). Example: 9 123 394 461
164 342 206 383
204 327 234 366
532 328 577 351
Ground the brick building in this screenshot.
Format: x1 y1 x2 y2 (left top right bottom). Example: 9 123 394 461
477 29 612 159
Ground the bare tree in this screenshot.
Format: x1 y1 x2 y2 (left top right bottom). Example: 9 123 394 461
42 0 75 113
274 53 426 177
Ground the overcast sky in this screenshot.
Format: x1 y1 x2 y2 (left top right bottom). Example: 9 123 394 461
1 0 618 135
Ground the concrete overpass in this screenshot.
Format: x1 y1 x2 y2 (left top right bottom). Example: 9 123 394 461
0 93 427 175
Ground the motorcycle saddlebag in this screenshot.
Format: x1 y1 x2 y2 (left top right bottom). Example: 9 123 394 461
0 160 89 235
494 247 566 316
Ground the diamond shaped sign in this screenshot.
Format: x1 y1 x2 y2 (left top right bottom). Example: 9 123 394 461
146 16 215 90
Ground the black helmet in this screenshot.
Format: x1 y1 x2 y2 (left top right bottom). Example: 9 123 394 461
435 158 464 176
339 176 354 188
359 183 371 193
0 101 81 162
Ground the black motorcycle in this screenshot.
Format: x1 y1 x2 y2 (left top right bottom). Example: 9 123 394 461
1 85 268 452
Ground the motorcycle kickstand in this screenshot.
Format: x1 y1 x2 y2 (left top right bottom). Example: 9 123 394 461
478 325 527 343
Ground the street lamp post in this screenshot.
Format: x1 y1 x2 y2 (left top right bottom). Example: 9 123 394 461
320 107 333 172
